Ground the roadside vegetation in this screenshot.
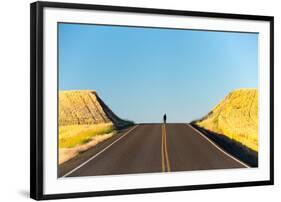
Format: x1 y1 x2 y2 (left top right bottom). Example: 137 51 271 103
196 89 258 152
58 90 134 164
59 123 114 148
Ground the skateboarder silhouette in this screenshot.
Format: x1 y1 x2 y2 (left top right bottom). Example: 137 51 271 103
163 114 167 124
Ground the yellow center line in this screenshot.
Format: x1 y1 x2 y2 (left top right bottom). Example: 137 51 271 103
161 123 171 172
163 124 171 172
161 124 166 172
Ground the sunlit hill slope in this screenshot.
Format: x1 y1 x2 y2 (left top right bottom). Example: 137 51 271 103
59 90 132 128
58 90 134 164
196 89 258 152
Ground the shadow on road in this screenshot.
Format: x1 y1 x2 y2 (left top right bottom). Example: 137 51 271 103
190 123 258 167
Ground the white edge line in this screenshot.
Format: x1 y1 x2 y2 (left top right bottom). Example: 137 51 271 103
62 125 139 177
187 124 250 168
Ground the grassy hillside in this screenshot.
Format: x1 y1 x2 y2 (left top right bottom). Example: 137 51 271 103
59 90 133 127
196 89 258 152
58 90 134 164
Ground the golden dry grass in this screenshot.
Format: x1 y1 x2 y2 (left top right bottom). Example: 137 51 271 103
58 90 134 164
59 133 114 164
59 123 114 148
197 89 258 152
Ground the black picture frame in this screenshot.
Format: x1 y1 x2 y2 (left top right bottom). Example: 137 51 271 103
30 1 274 200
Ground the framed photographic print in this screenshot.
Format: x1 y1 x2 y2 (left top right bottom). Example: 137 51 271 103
30 1 274 200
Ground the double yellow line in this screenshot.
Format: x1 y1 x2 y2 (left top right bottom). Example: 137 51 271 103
161 123 171 172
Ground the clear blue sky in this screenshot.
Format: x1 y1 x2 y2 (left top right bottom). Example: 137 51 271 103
59 23 258 123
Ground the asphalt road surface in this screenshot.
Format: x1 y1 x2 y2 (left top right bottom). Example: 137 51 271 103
59 123 248 178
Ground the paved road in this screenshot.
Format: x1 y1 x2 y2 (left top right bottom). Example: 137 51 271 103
59 123 248 178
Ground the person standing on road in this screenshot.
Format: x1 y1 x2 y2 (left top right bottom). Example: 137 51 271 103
163 114 167 124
